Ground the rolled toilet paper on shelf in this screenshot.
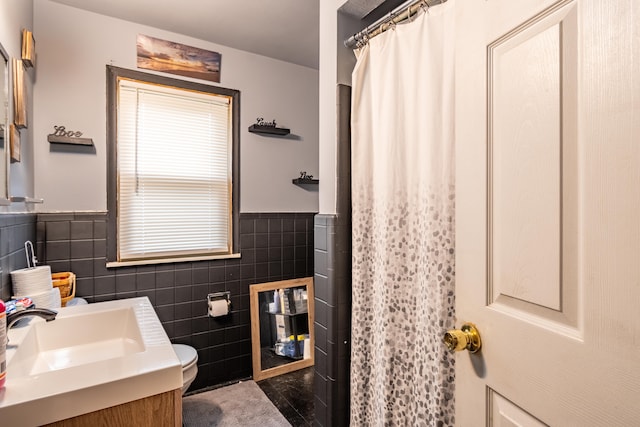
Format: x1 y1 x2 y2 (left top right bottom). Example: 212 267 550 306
49 287 62 309
208 299 229 317
303 338 311 360
11 265 53 296
16 287 61 310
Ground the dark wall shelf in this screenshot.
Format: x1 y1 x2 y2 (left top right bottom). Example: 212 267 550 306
267 310 309 317
248 124 290 136
47 135 94 146
292 178 319 185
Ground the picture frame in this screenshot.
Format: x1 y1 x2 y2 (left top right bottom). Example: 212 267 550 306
136 34 221 83
9 124 20 162
21 29 35 68
12 58 27 129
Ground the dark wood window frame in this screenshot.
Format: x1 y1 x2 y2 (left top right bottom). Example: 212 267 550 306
106 65 240 265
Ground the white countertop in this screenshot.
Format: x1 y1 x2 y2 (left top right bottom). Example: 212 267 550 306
0 297 182 426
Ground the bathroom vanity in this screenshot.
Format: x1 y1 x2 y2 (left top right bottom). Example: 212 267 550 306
0 297 183 426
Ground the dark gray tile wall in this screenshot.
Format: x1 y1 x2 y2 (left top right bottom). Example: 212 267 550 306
314 214 351 427
35 211 315 391
0 214 37 302
314 84 352 427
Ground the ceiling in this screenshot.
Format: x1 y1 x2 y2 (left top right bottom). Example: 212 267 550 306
340 0 387 20
50 0 321 69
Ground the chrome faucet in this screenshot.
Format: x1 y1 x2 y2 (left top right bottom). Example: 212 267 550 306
6 307 58 330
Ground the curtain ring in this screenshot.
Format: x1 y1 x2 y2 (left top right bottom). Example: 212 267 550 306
357 32 369 49
383 11 396 31
388 12 397 31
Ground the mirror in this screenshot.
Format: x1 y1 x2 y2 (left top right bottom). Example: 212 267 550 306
250 277 315 381
0 43 10 203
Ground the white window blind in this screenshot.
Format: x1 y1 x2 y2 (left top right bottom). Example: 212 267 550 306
117 78 232 261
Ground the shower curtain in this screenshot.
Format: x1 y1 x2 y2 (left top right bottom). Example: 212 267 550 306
350 1 456 425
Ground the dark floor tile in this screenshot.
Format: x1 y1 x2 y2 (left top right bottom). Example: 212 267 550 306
280 406 310 427
259 381 289 408
258 367 315 427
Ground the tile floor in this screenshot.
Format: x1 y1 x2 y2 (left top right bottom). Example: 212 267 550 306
257 366 315 426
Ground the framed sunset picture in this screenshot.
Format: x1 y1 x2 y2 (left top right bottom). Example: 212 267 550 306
136 34 221 83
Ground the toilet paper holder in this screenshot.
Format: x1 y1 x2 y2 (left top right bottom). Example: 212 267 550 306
207 291 231 313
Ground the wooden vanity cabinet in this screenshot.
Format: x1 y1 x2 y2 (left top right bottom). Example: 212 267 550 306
43 388 182 427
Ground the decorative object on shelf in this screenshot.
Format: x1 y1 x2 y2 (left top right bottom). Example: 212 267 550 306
9 124 20 162
12 58 27 129
292 171 319 185
299 171 313 180
248 117 290 136
21 29 35 68
137 34 221 83
256 117 277 127
47 125 94 146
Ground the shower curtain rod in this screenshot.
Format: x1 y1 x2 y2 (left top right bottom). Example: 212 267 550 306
344 0 447 49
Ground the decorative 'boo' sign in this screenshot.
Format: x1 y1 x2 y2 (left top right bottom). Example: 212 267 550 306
47 125 94 146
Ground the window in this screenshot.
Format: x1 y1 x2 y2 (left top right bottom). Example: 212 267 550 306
107 66 239 265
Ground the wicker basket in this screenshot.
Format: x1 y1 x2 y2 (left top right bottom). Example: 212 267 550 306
52 272 76 307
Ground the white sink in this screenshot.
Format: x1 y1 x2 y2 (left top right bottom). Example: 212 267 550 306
9 307 145 377
0 297 182 426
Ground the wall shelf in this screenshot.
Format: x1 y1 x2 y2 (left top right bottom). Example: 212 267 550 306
292 178 319 185
47 135 94 146
10 196 44 204
248 124 290 136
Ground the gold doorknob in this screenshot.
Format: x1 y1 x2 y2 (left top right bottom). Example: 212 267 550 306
443 322 482 353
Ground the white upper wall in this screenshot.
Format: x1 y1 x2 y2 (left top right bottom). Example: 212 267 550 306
318 0 359 214
33 0 319 213
319 0 339 214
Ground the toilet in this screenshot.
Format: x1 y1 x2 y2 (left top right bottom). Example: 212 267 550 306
172 344 199 395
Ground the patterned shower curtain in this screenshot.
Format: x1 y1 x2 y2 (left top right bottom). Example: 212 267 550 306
350 1 456 425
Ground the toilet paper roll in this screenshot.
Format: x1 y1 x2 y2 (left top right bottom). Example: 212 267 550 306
16 287 61 310
208 299 229 317
49 287 62 309
303 338 311 360
11 266 53 296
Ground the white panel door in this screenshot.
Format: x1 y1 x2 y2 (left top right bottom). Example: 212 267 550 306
455 0 640 425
